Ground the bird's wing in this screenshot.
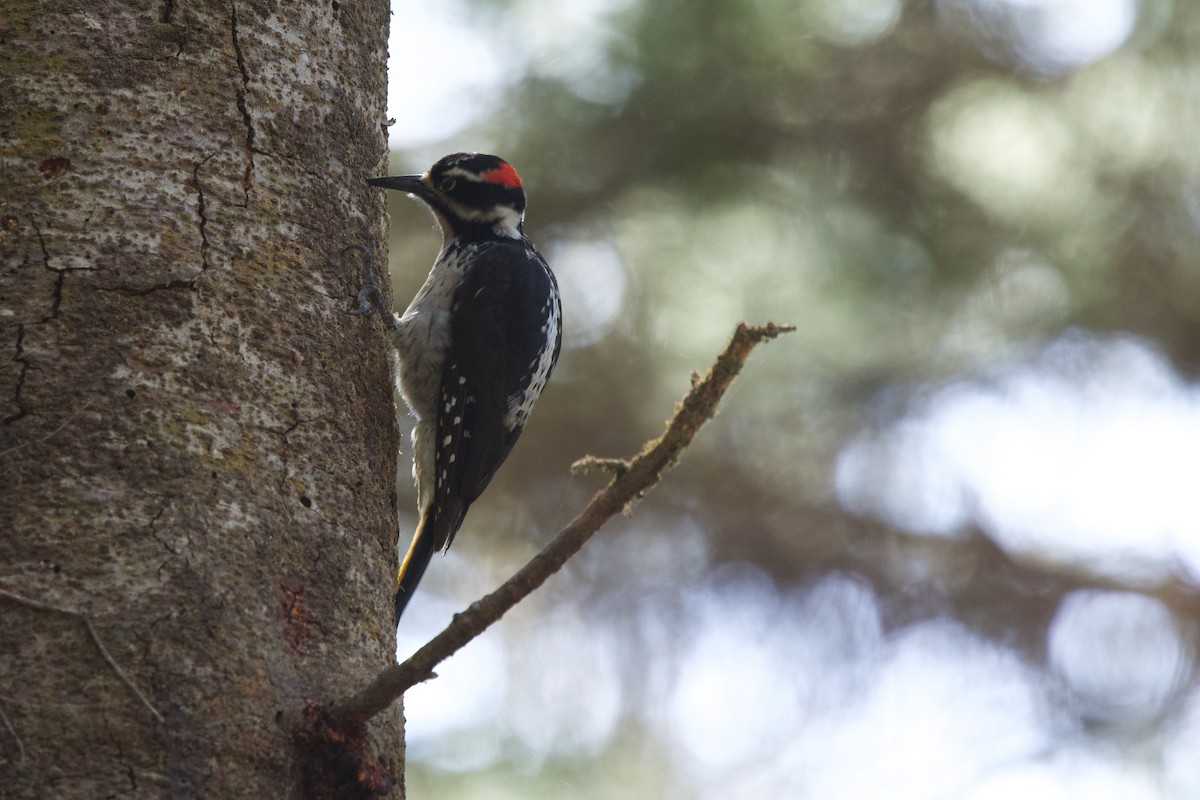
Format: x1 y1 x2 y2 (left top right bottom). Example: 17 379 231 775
426 240 561 552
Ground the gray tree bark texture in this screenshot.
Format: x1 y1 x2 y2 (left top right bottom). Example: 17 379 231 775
0 1 404 797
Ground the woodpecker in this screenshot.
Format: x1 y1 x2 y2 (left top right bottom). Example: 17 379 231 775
355 153 562 624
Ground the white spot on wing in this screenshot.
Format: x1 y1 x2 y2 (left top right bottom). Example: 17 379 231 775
504 288 561 431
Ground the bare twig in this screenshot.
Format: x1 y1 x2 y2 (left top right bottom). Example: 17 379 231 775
0 703 25 766
0 588 165 723
328 321 794 727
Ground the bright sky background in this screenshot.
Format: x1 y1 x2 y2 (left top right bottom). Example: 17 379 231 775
382 1 1200 797
837 334 1200 582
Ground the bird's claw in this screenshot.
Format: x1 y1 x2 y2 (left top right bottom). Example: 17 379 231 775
352 282 386 317
343 244 392 324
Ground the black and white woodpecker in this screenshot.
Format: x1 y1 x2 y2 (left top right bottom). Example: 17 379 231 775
354 153 562 624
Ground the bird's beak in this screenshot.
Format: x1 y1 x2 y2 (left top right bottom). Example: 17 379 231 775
366 174 430 198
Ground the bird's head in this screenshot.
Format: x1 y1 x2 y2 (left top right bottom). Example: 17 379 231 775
368 153 527 242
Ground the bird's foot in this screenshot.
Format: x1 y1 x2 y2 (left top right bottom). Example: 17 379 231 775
343 244 394 328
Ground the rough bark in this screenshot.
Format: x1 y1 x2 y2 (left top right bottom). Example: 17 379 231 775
0 2 401 797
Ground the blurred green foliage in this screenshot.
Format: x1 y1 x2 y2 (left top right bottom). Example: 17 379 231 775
381 0 1200 795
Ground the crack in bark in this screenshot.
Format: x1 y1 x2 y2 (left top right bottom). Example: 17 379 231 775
31 216 50 268
256 415 329 455
4 324 29 426
192 155 214 271
260 413 300 506
96 279 197 297
146 501 177 556
100 712 141 792
0 398 92 458
230 3 256 204
253 407 330 521
30 217 63 323
30 215 101 324
46 271 65 322
160 0 174 24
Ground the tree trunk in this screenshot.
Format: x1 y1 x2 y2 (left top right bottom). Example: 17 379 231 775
0 2 402 797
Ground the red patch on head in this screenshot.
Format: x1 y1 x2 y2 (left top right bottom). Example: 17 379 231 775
481 163 522 188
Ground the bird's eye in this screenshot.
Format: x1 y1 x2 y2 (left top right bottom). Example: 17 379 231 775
439 177 457 193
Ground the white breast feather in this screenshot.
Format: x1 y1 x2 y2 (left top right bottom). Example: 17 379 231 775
389 244 473 422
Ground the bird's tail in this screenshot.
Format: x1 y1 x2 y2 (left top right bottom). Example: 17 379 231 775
395 513 439 624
